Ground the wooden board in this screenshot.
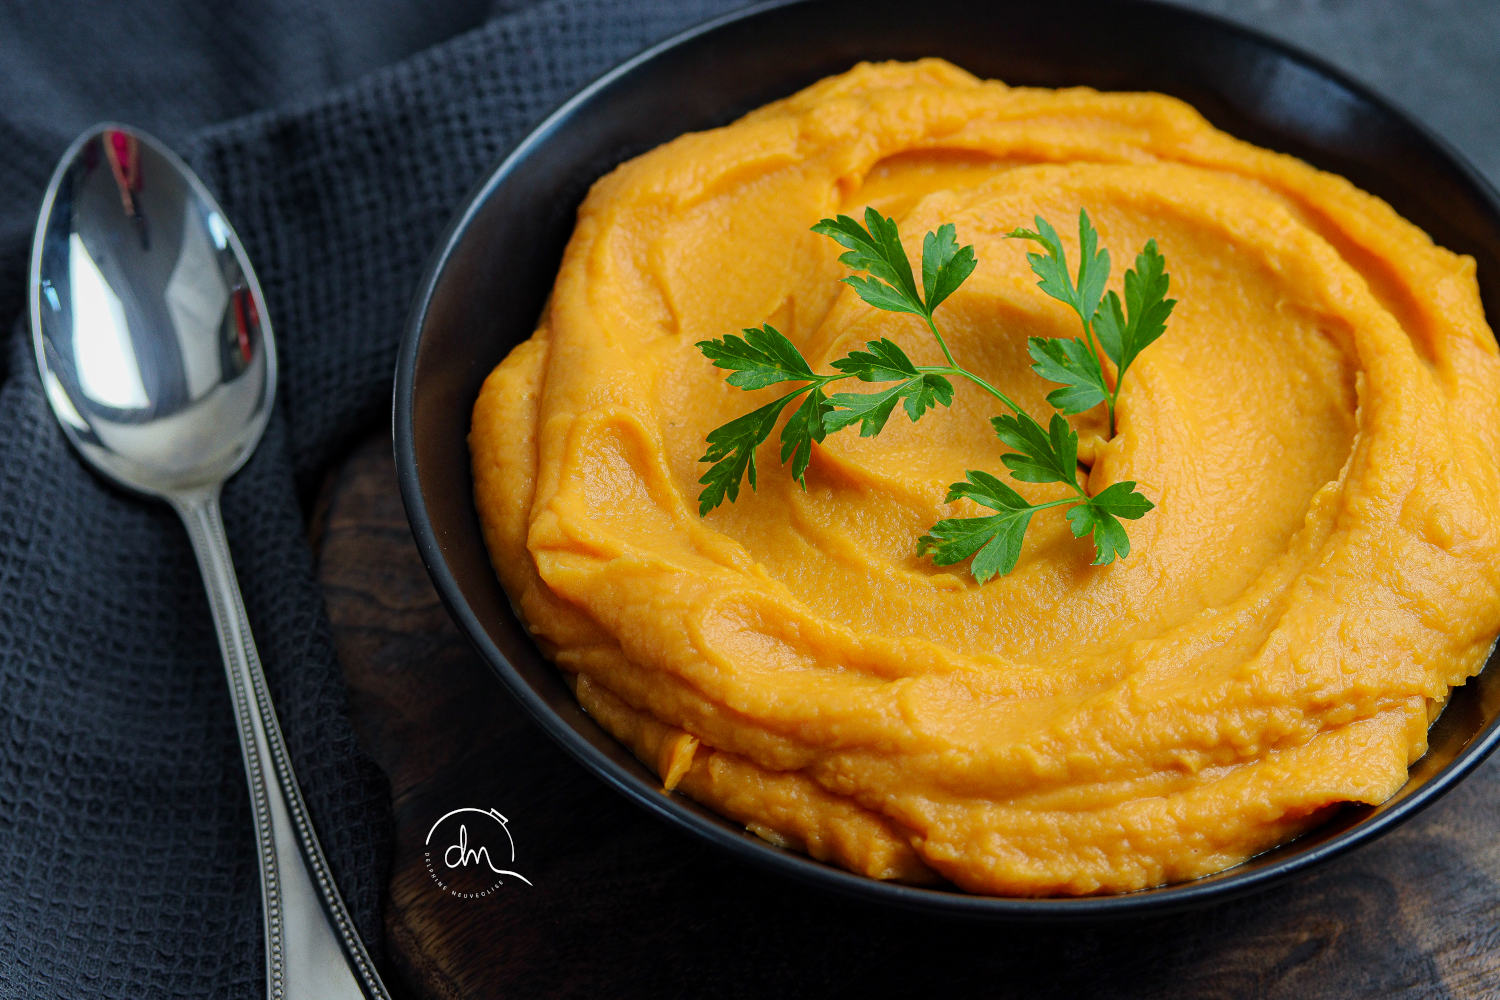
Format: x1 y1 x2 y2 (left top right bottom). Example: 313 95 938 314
318 433 1500 998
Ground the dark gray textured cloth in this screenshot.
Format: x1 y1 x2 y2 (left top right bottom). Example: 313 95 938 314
0 2 741 996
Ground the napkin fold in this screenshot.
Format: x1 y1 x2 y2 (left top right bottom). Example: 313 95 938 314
0 1 742 996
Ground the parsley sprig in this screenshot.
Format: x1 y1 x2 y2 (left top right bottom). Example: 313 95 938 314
695 206 1168 581
1009 211 1175 438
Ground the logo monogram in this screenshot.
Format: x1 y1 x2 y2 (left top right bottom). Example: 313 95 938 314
424 807 532 898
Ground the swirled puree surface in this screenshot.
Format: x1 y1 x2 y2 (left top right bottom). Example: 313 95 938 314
471 60 1500 895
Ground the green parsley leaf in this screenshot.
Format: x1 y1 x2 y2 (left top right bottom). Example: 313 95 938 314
1012 212 1174 440
1091 478 1155 520
780 386 830 487
930 413 1153 576
1008 215 1070 302
697 393 802 514
1008 210 1111 327
841 274 924 316
921 223 979 313
1065 481 1154 565
1092 238 1176 381
991 411 1079 486
825 374 955 436
918 471 1037 582
811 207 925 317
1074 210 1111 328
697 323 817 390
1026 336 1110 414
829 337 921 381
1066 502 1128 565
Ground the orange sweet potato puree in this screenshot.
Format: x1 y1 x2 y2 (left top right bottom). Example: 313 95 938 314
470 60 1500 894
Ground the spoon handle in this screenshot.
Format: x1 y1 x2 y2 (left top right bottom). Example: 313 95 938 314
172 487 391 1000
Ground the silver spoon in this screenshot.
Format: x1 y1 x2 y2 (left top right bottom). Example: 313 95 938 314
29 123 391 1000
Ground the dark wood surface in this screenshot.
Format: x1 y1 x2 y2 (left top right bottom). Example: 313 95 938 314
318 432 1500 999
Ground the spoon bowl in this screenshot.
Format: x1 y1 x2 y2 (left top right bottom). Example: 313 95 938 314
31 125 274 495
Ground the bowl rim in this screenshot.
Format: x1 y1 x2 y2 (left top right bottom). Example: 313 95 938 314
394 0 1500 918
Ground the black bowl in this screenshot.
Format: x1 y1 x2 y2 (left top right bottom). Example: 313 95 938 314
394 0 1500 917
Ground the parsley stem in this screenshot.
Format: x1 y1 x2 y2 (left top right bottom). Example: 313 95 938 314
916 362 1091 498
765 371 854 411
1079 315 1117 439
923 314 960 370
807 372 856 389
917 312 1064 440
916 365 1028 421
